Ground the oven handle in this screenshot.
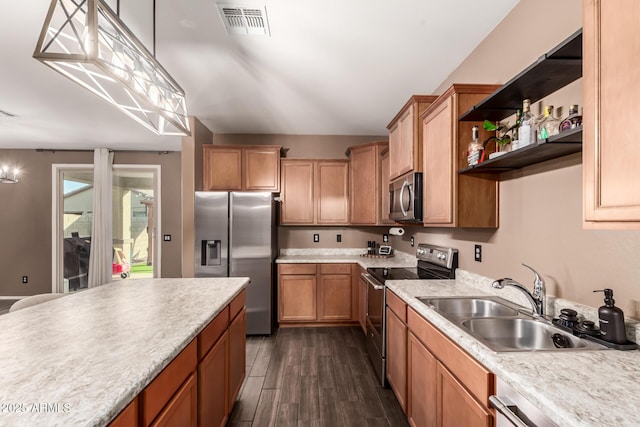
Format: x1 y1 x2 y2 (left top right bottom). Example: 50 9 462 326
361 273 385 290
489 395 533 427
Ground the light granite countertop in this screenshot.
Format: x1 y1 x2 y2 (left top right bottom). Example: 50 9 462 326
386 270 640 427
0 277 249 427
276 248 418 269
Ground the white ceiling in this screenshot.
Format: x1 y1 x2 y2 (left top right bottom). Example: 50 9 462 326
0 0 519 151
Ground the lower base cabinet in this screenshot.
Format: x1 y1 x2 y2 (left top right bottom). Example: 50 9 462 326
386 290 408 414
109 290 246 427
408 332 437 427
228 307 247 410
150 374 197 427
278 263 357 325
438 363 492 427
396 304 495 427
198 331 228 427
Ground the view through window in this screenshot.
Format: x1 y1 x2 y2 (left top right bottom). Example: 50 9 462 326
59 167 158 292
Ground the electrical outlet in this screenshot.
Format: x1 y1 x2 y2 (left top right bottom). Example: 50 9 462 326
383 234 389 243
410 237 415 247
474 244 482 262
313 234 320 243
22 276 28 284
336 234 342 243
163 234 171 242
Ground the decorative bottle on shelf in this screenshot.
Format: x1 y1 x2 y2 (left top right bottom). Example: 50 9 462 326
559 104 582 132
537 105 560 140
517 99 536 149
466 125 483 166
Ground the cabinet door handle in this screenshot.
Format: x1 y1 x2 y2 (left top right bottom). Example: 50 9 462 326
489 395 532 427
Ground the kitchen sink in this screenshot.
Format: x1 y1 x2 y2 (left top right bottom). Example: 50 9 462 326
417 296 522 319
461 317 607 352
417 296 608 352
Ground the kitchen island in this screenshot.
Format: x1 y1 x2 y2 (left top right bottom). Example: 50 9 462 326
387 270 640 427
0 277 248 427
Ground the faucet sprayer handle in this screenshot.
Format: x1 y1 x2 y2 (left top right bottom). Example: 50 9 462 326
521 263 545 295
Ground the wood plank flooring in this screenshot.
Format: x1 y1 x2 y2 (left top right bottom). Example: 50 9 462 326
228 327 409 427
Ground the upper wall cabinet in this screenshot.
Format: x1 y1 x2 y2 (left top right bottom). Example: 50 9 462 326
458 29 583 175
584 0 640 228
203 145 281 192
421 84 500 228
280 159 349 225
347 141 390 225
387 95 438 180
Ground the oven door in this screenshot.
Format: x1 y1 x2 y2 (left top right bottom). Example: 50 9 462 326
362 272 386 386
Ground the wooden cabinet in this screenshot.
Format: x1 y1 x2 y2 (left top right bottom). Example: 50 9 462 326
407 331 438 427
420 84 500 228
318 264 352 321
228 307 246 411
198 330 228 427
278 263 318 321
316 161 350 224
584 0 640 228
406 307 494 427
111 291 247 427
150 373 197 427
438 363 492 427
280 159 349 225
203 145 280 192
386 290 408 414
280 160 315 224
278 263 356 325
142 341 198 426
109 398 139 427
387 95 438 180
348 141 389 225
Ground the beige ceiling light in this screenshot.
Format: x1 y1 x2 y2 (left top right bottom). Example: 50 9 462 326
33 0 190 136
217 5 270 36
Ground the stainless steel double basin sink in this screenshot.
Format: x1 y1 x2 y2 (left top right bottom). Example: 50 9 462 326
417 296 607 352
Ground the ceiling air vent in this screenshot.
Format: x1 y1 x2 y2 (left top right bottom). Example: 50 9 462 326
217 5 270 36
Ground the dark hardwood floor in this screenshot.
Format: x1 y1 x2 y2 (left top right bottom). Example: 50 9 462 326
228 327 409 427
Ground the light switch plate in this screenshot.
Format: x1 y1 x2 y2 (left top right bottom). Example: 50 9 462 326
163 234 171 242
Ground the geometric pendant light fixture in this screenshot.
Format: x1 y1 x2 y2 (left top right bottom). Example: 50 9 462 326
33 0 190 136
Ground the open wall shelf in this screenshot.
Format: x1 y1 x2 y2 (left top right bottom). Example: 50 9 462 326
458 127 582 174
459 29 582 123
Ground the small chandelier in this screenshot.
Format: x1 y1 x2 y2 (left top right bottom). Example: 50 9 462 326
33 0 190 136
1 166 19 184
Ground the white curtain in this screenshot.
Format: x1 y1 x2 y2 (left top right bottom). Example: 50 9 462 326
88 148 114 288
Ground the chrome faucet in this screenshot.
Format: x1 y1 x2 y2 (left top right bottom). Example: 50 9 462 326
492 263 546 317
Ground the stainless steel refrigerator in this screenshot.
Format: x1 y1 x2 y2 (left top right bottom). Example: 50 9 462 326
195 191 277 335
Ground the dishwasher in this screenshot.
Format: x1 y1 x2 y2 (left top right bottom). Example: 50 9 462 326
491 378 558 427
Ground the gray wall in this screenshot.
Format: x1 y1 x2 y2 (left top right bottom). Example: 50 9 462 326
0 150 181 296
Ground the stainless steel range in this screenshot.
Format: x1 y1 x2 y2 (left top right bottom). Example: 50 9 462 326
361 243 458 386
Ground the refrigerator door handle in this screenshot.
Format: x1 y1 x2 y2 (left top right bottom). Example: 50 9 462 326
201 240 222 266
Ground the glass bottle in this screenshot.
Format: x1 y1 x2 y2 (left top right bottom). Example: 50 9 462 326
467 125 483 166
510 109 521 150
538 105 560 140
518 99 535 148
559 104 582 132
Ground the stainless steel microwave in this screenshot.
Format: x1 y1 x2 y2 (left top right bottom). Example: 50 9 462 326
389 172 423 223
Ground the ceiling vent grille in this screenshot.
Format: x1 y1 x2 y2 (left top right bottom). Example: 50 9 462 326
217 5 270 36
